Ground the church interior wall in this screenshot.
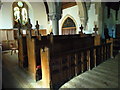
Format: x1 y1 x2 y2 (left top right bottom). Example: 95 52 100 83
0 2 48 30
85 3 98 34
102 6 120 38
29 2 48 29
0 2 13 29
59 5 81 35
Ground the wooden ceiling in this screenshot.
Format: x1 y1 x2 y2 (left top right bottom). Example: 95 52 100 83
106 2 120 10
62 2 77 10
106 2 120 20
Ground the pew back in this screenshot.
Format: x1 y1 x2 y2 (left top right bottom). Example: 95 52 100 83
39 34 112 89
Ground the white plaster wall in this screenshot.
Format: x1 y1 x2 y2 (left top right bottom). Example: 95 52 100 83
0 2 48 29
59 5 81 35
117 9 120 24
30 2 48 29
86 3 98 34
103 6 120 38
0 2 13 29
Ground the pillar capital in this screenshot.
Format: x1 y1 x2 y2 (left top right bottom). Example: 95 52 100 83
49 12 62 21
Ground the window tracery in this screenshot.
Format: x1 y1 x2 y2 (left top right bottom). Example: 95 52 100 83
13 1 28 28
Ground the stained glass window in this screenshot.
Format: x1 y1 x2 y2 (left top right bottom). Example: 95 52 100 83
62 17 76 28
13 1 28 28
62 17 76 35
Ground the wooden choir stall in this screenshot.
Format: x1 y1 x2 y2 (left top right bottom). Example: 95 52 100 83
17 20 47 81
17 19 113 89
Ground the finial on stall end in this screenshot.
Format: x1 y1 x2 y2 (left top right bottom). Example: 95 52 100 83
93 25 98 35
80 24 84 33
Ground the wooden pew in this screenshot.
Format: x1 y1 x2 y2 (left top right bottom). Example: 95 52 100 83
25 22 112 89
17 20 47 70
25 20 46 81
18 20 112 89
0 29 18 51
39 34 94 88
17 21 28 68
39 35 112 89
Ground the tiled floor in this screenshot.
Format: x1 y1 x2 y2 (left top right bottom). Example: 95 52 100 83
2 51 119 89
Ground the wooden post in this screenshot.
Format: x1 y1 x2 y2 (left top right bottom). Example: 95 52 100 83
40 47 51 88
35 20 39 35
87 50 90 70
35 21 41 40
106 38 113 58
93 25 98 35
17 19 21 38
26 34 36 81
27 18 32 39
50 32 53 44
17 19 22 68
26 18 37 80
94 35 101 46
93 25 101 46
80 24 83 33
79 24 85 37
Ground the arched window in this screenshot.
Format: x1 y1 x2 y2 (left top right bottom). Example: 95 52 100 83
62 17 76 35
13 1 28 28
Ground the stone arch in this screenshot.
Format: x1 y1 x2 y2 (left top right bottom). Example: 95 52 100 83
46 1 56 17
61 14 77 29
46 1 87 34
75 0 88 28
61 14 77 35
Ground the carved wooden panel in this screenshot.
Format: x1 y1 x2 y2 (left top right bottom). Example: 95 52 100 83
69 54 75 79
18 36 28 68
82 51 88 72
96 46 101 66
103 45 106 61
76 52 82 75
50 58 62 89
61 56 69 83
90 49 95 69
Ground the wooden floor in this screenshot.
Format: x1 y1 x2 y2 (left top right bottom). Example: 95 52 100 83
2 51 119 89
2 51 43 88
60 54 119 89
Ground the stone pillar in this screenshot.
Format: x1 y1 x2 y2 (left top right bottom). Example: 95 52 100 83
0 0 2 9
49 2 62 35
51 15 59 35
97 2 104 35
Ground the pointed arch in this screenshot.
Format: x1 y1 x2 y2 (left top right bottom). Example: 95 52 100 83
75 0 88 28
61 14 77 35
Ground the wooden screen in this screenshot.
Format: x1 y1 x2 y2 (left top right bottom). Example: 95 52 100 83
62 27 76 35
